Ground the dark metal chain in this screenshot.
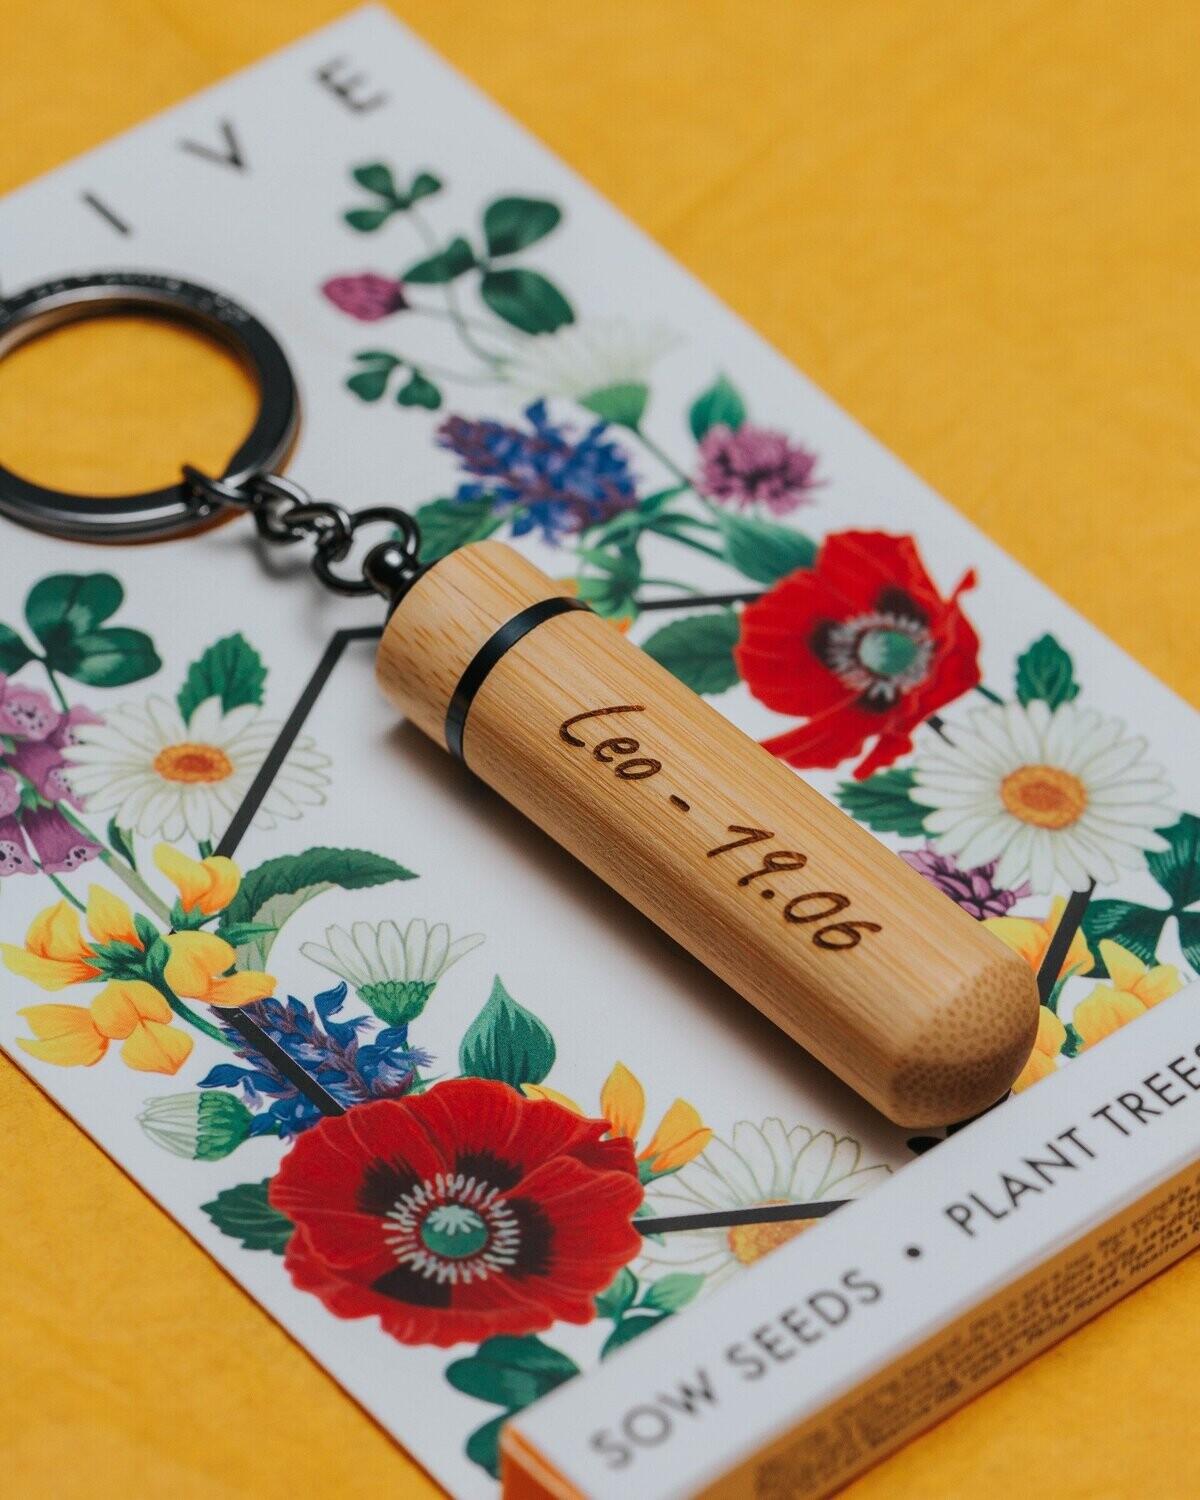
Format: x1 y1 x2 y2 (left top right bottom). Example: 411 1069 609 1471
182 466 423 601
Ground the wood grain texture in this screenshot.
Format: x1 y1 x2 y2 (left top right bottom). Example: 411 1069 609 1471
377 541 1040 1127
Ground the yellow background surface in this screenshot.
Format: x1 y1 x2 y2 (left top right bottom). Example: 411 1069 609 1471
1 2 1197 1496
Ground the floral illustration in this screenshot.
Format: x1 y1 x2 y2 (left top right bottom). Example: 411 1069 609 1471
3 848 276 1075
66 688 329 843
1071 940 1183 1046
270 1080 644 1347
641 1121 891 1288
437 400 639 545
199 983 433 1137
525 1060 712 1181
302 917 484 1026
694 423 820 516
736 531 982 779
898 846 1030 920
909 700 1174 893
500 318 681 398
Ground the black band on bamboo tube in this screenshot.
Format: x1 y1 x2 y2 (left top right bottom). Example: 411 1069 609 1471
445 596 589 761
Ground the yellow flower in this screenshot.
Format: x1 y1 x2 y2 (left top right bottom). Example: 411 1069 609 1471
1 901 102 990
527 1062 712 1175
1011 1006 1067 1092
983 896 1092 980
17 980 193 1075
1 886 148 993
163 931 274 1008
153 844 240 917
1072 940 1183 1048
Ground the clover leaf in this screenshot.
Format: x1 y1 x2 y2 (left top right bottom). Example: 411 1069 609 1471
3 572 161 688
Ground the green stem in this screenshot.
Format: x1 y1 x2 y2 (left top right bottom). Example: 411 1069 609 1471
408 302 524 345
153 982 235 1049
43 869 85 911
975 684 1004 704
96 849 171 922
40 661 70 713
633 428 692 486
408 208 507 371
662 530 727 563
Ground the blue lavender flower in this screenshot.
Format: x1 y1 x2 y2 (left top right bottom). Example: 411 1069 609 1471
199 982 432 1137
437 399 638 544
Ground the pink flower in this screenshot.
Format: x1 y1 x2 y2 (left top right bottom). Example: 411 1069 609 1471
0 676 59 741
695 423 820 515
0 815 35 877
21 806 102 874
0 771 19 819
321 273 408 321
11 740 82 808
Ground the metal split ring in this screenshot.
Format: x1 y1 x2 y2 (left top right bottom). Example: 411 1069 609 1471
0 271 299 542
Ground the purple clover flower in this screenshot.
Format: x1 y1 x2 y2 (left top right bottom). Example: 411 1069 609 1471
321 272 408 321
437 399 638 545
695 423 820 516
900 845 1031 920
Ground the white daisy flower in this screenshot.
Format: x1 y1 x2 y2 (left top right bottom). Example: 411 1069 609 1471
301 918 484 1027
64 694 329 843
909 700 1174 894
501 317 682 399
640 1120 890 1288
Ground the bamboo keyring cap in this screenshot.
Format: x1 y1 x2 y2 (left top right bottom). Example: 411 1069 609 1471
376 540 1039 1127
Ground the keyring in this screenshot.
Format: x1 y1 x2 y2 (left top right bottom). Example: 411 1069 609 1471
0 270 299 542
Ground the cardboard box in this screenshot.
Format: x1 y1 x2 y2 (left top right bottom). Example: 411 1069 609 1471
504 983 1200 1498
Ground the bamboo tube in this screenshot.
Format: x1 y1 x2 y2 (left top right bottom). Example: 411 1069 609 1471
376 540 1039 1127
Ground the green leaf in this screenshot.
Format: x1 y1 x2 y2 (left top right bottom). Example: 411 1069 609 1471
1177 911 1200 972
479 269 574 334
459 975 556 1088
219 849 417 955
464 1413 509 1480
25 572 123 646
404 236 476 284
218 921 281 947
1081 899 1168 970
347 366 395 402
1146 814 1200 912
573 542 643 619
713 511 816 584
482 196 562 257
1015 634 1080 709
688 374 746 441
595 1267 638 1321
343 207 393 233
601 1312 667 1359
640 1272 704 1313
107 819 137 870
414 497 504 564
177 634 267 722
835 769 930 837
0 622 34 673
580 382 648 430
396 370 442 409
408 170 442 202
50 627 161 687
201 1180 293 1253
640 610 741 695
445 1334 580 1409
352 162 400 198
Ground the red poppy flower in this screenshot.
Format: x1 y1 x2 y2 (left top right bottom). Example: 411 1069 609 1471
735 530 981 780
270 1078 643 1347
